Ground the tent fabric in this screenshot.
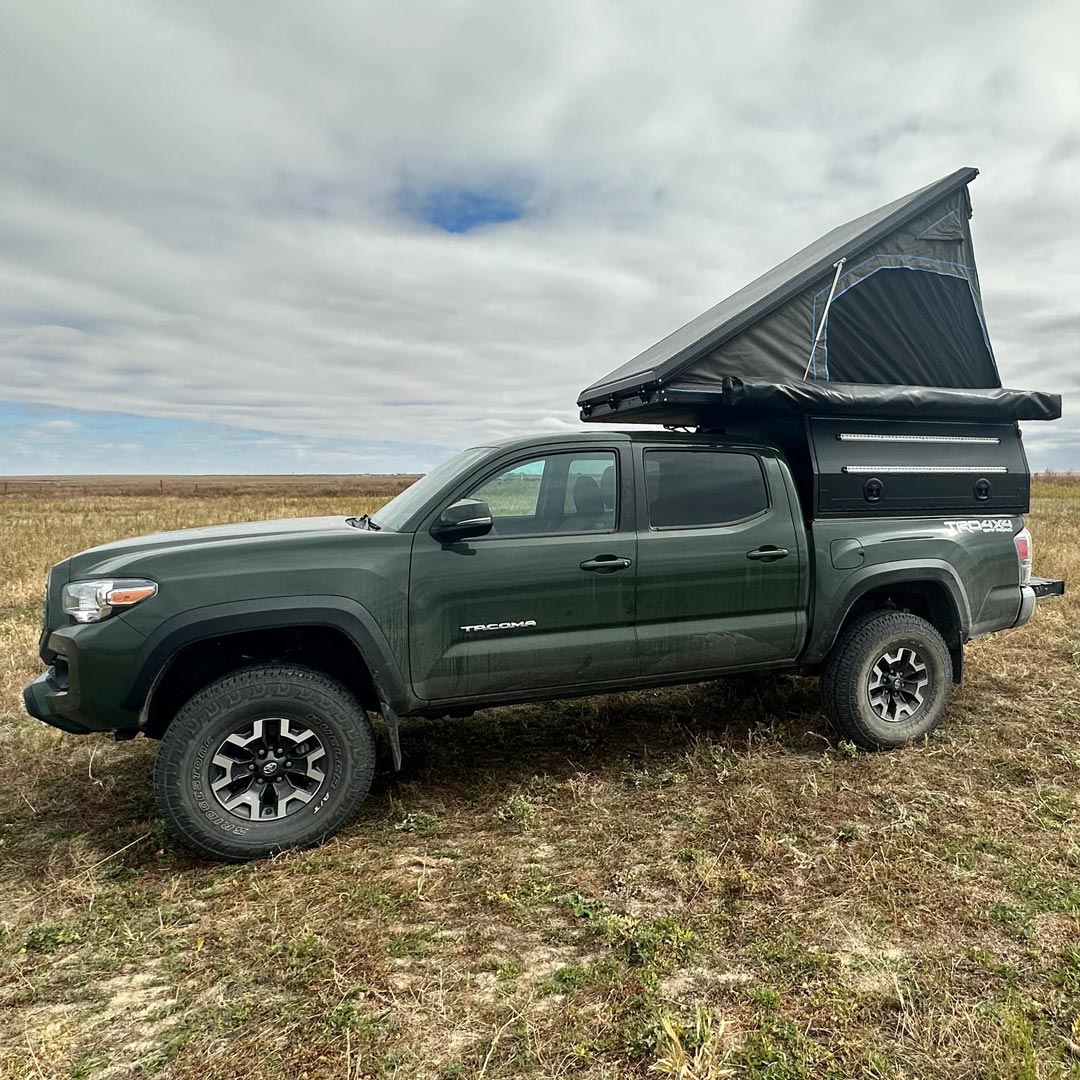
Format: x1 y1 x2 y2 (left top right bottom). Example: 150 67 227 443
579 168 992 404
718 378 1059 421
917 210 966 242
578 167 1058 425
687 183 996 390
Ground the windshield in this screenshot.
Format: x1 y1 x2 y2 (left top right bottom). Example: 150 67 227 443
372 447 492 532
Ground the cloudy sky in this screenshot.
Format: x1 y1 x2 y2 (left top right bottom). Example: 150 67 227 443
1 0 1077 474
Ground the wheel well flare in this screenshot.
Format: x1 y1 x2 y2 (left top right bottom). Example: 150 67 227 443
142 626 377 738
842 581 962 650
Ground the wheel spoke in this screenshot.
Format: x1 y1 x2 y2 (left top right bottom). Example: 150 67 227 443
222 718 265 752
281 719 316 744
211 773 237 794
221 788 261 816
211 750 244 771
279 785 315 814
305 746 326 784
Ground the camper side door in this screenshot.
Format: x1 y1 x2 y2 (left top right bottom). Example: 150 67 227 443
634 444 806 676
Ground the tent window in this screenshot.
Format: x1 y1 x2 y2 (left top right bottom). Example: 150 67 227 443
824 269 996 388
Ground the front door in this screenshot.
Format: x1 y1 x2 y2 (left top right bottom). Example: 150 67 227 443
409 446 637 702
635 446 804 676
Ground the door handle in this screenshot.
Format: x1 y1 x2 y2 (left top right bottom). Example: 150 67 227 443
580 554 633 573
746 546 790 562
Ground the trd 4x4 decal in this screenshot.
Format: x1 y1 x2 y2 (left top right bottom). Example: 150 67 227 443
943 518 1013 536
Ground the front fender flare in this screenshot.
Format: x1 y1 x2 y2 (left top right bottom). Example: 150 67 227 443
121 595 417 716
802 560 972 666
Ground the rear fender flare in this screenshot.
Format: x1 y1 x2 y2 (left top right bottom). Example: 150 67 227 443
804 560 971 666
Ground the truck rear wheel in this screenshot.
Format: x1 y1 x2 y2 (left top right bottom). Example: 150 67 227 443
821 611 953 750
153 664 376 861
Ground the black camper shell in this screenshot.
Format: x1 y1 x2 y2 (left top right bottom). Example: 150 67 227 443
578 168 1059 519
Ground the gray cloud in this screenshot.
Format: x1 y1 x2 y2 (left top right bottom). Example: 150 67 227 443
0 0 1077 468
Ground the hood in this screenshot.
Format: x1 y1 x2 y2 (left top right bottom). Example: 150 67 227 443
63 516 365 579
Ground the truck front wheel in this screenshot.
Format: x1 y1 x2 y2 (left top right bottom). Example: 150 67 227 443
153 664 376 861
821 611 953 750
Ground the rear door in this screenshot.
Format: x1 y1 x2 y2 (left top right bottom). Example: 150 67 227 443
635 445 804 676
408 446 637 701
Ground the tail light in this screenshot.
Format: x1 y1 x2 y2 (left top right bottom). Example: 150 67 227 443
1014 527 1032 585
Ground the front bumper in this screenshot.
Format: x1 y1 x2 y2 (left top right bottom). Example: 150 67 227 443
1012 577 1065 630
23 618 147 735
23 669 94 734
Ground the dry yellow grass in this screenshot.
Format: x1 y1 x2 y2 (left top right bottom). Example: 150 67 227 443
0 477 1077 1079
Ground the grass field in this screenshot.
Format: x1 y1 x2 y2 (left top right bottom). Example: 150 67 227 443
1 477 1078 1079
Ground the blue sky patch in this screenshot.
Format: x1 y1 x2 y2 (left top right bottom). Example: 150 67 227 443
405 185 526 233
0 402 455 475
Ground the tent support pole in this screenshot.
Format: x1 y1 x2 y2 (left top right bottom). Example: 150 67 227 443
803 257 846 380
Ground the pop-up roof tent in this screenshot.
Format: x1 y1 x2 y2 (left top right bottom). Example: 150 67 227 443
578 168 1061 425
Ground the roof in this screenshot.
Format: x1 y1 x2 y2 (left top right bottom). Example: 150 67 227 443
477 428 785 453
578 167 980 406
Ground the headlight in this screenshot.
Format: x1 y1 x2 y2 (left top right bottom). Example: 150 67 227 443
62 579 158 624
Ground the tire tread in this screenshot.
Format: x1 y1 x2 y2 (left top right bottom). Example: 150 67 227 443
153 664 376 861
822 610 952 751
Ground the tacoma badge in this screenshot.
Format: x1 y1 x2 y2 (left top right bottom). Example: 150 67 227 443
460 620 538 633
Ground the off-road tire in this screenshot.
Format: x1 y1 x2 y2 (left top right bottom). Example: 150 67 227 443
821 611 953 750
153 664 376 861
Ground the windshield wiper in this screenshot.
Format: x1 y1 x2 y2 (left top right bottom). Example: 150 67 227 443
346 514 381 531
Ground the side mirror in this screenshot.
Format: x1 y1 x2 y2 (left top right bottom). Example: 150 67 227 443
432 499 493 541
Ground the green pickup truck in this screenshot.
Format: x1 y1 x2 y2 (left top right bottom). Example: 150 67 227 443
24 424 1063 860
22 167 1067 859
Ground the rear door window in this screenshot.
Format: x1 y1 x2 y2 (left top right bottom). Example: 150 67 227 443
644 450 768 528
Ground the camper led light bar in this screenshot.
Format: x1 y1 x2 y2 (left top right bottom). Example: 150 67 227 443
842 465 1008 474
838 433 1001 444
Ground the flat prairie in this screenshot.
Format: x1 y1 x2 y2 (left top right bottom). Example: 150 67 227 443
0 477 1077 1079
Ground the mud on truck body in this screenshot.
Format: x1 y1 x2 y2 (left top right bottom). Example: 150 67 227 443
25 167 1065 859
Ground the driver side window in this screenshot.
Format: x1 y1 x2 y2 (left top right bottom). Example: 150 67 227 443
470 458 545 528
466 451 617 537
